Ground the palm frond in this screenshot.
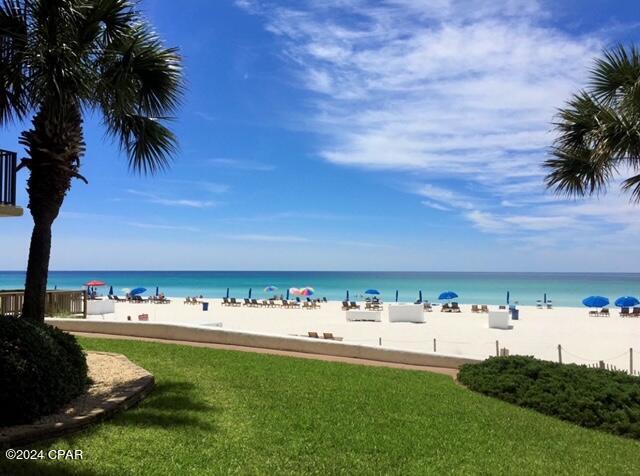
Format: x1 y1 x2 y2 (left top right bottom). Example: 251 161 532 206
106 114 177 174
590 44 640 105
622 173 640 203
544 145 615 198
0 0 29 123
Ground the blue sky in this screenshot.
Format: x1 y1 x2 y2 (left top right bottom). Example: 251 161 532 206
1 0 640 271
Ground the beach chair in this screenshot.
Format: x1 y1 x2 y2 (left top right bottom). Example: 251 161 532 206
228 298 238 306
243 298 251 307
632 307 640 317
546 301 553 309
308 331 320 338
441 303 451 312
349 301 360 310
322 297 328 303
600 308 610 317
451 302 461 313
471 304 479 313
222 297 230 306
303 301 313 309
323 332 343 342
423 302 432 312
588 309 598 317
414 299 423 305
481 305 489 313
251 298 260 307
620 307 630 317
498 305 506 310
536 300 542 309
342 301 350 311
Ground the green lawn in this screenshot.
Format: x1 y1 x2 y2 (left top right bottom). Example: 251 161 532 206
3 337 640 475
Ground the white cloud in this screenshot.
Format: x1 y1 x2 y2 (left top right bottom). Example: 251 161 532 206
223 233 311 243
126 190 216 208
126 222 200 233
236 0 640 252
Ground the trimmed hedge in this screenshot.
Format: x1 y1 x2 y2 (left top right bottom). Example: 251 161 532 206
0 316 88 426
458 356 640 439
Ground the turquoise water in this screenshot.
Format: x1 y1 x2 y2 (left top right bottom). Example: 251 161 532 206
1 271 639 307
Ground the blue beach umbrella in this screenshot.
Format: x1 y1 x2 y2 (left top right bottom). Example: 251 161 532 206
155 286 159 296
419 290 423 302
582 296 609 308
365 289 380 295
264 285 278 293
286 288 290 300
226 288 230 298
614 296 639 308
108 286 113 296
438 291 458 300
248 288 252 299
395 290 399 302
506 291 510 304
130 287 146 296
346 290 349 301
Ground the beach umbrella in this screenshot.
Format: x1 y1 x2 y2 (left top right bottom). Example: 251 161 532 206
438 291 458 300
155 286 159 296
346 290 349 301
419 290 423 302
300 287 315 296
264 285 278 293
544 293 547 304
130 287 146 296
582 296 609 308
108 286 113 296
85 280 106 287
122 288 131 294
286 288 290 300
289 287 301 296
226 288 230 298
614 296 639 308
248 288 252 299
365 289 380 295
395 290 399 302
506 291 510 304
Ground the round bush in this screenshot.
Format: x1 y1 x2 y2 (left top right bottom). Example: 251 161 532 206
459 356 640 439
0 316 88 426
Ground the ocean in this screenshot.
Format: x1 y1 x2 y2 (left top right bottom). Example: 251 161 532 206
1 271 638 307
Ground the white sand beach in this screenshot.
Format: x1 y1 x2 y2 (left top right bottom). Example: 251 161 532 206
87 299 640 371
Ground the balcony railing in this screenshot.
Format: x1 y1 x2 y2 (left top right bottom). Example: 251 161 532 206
1 149 18 207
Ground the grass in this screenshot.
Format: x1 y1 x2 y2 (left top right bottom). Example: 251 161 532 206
2 337 640 475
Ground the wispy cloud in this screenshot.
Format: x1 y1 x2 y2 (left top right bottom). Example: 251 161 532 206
222 233 311 243
158 179 229 194
236 0 640 250
208 158 275 171
127 190 217 208
127 222 200 233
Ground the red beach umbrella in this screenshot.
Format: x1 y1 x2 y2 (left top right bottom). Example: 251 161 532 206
85 280 106 287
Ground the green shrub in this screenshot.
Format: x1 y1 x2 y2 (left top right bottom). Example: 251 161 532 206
0 316 88 426
458 356 640 439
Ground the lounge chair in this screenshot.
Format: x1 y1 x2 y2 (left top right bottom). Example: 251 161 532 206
600 308 610 317
308 331 320 338
228 297 239 306
481 305 489 313
441 303 451 312
414 299 423 305
303 301 313 309
620 307 630 317
546 301 553 309
251 298 260 307
451 302 461 313
243 298 251 306
350 301 360 310
471 304 479 313
633 307 640 317
536 300 542 309
323 332 343 341
222 297 230 306
588 309 598 317
342 301 350 311
498 305 506 310
423 302 432 312
322 297 328 303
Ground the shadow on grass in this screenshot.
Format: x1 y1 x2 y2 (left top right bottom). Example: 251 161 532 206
0 459 103 476
108 380 219 432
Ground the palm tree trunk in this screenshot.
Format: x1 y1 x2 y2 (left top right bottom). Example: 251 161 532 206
20 103 85 323
22 218 56 321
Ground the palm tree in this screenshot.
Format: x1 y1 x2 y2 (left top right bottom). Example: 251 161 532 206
545 44 640 201
0 0 182 322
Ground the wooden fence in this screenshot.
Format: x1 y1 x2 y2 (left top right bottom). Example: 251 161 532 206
0 290 87 318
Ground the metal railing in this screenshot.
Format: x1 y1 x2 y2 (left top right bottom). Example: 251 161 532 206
0 149 18 206
0 290 87 318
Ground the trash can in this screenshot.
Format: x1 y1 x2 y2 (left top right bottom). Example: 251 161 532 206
202 302 209 311
511 309 519 320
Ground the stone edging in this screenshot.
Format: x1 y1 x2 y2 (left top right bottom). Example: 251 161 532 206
0 351 155 449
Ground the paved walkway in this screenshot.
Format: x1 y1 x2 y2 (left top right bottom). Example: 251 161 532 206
73 332 459 379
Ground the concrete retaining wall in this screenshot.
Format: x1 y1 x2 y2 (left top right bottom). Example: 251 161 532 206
45 318 481 369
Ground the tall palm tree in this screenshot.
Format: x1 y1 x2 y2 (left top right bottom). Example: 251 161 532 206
545 45 640 201
0 0 182 322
